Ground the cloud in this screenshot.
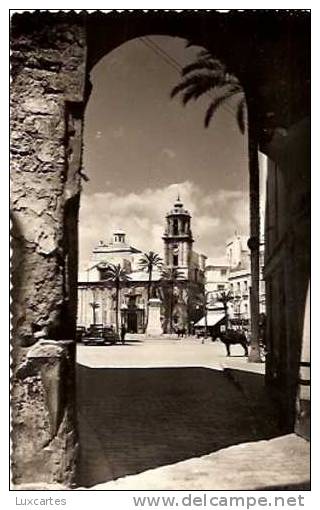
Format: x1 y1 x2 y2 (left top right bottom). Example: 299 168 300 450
79 181 249 270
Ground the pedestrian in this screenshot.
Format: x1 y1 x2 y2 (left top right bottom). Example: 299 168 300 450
121 324 126 345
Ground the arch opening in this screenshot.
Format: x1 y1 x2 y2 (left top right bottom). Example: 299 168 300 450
75 34 268 488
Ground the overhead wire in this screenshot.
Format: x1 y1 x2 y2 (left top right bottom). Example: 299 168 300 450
140 35 248 130
145 36 237 118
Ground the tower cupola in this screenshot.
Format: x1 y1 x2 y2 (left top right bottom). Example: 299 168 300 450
113 229 126 244
162 196 193 272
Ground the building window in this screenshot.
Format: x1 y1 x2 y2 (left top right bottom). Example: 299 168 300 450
173 218 178 235
221 269 227 276
217 284 225 291
244 280 248 291
173 254 179 266
230 283 234 291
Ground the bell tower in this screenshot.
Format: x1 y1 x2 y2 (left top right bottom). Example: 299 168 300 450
162 196 193 278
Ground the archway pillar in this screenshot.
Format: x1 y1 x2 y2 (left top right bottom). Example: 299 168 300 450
11 13 87 488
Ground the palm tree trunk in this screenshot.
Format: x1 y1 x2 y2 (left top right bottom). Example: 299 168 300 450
115 283 120 334
170 282 174 334
145 269 152 332
247 104 261 362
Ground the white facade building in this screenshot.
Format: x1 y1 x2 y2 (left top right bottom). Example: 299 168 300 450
228 268 251 321
205 258 230 302
204 234 265 326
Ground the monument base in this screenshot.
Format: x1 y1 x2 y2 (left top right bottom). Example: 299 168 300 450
146 298 162 336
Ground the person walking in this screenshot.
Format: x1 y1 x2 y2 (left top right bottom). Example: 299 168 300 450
121 324 126 345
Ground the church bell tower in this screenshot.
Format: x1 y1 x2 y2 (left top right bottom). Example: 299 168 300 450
162 196 194 278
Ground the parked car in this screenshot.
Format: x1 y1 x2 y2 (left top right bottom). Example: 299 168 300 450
82 325 119 346
101 326 120 345
76 326 86 342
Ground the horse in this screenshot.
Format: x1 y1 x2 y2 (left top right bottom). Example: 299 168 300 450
211 329 249 357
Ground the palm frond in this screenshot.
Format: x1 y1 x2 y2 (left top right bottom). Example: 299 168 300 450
171 48 245 136
172 71 237 104
204 85 243 128
197 49 214 59
103 263 131 282
181 84 203 105
182 58 225 77
224 73 241 86
160 266 183 281
139 251 163 270
171 73 214 99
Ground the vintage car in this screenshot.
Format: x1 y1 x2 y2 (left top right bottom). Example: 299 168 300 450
81 325 119 346
76 326 87 342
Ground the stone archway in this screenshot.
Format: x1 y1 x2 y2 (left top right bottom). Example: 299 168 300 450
10 10 310 488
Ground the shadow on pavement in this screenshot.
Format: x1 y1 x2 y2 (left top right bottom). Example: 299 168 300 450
255 482 310 491
223 368 284 437
76 365 281 488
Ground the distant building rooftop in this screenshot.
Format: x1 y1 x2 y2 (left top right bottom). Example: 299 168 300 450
92 230 142 255
205 257 229 268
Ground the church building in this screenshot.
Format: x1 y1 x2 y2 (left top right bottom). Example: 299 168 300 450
77 197 206 334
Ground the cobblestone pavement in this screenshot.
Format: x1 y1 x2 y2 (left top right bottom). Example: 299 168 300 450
76 336 309 489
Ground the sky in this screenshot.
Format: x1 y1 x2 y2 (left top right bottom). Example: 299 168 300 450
79 35 249 269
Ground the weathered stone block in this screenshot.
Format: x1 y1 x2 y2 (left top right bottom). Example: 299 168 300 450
11 131 34 156
23 115 65 140
12 340 77 487
22 97 61 116
36 140 65 163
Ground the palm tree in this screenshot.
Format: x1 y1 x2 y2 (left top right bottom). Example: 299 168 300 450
160 266 184 333
103 263 131 334
171 51 261 361
215 290 234 329
139 251 163 330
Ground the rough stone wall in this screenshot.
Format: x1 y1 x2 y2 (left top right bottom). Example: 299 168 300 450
10 12 87 487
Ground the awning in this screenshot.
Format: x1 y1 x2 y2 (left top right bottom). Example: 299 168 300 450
195 312 226 327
